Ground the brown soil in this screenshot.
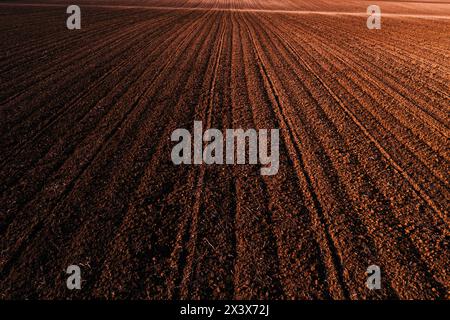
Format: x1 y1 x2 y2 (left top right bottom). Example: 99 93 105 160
0 0 449 299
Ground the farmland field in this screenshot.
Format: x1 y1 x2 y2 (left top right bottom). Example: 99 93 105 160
0 0 449 299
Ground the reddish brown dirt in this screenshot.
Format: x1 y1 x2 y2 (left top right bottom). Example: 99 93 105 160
0 1 449 299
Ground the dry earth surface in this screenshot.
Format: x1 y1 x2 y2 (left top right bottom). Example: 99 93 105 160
0 0 449 299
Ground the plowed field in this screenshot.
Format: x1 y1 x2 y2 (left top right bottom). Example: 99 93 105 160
0 0 449 299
